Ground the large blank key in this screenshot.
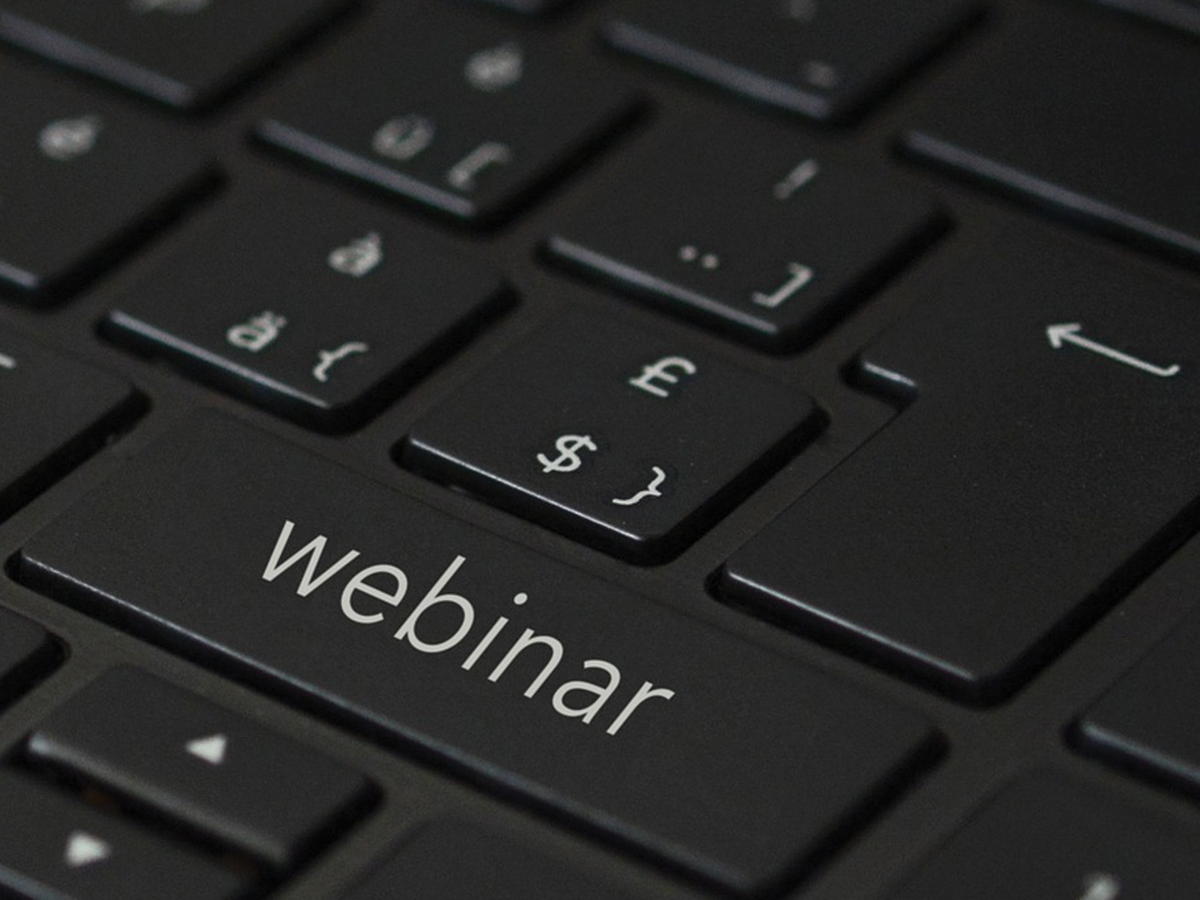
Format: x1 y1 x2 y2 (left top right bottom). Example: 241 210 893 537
17 412 935 895
721 234 1200 701
903 6 1200 267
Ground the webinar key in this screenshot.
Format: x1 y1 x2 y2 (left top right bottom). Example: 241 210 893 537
17 412 936 895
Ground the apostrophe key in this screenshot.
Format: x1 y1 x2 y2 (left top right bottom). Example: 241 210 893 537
721 234 1200 701
903 6 1200 267
257 1 639 226
403 310 822 560
105 183 508 431
18 412 936 895
343 823 649 900
0 770 246 900
0 607 55 709
0 64 217 300
546 119 943 351
0 0 355 110
27 667 374 868
886 775 1200 900
606 0 981 123
0 331 139 519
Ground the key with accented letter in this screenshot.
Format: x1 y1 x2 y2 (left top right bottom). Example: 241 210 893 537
721 232 1200 701
17 412 936 896
402 309 823 560
105 182 508 431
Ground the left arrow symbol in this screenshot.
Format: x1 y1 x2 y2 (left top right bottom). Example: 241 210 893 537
65 832 112 868
185 734 229 766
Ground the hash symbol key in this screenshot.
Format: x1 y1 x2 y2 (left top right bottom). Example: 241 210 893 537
402 310 821 561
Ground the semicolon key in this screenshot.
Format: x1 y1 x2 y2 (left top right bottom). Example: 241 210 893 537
720 231 1200 701
546 117 944 351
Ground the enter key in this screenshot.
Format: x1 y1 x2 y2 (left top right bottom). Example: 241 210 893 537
722 233 1200 701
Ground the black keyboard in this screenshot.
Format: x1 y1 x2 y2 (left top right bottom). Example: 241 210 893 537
2 0 1200 898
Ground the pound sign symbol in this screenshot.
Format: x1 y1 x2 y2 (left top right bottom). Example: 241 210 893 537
629 356 698 399
537 434 598 474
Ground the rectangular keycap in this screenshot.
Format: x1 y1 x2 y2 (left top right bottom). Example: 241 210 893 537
17 412 935 895
0 606 55 706
887 775 1200 900
106 181 508 430
403 310 821 560
1078 560 1200 796
0 63 217 299
721 233 1200 701
0 331 140 519
607 0 980 122
0 0 354 110
258 1 637 226
0 769 245 900
903 6 1200 266
28 667 374 868
345 822 648 900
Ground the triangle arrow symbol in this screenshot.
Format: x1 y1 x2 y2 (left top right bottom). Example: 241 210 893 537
185 733 229 766
65 831 112 868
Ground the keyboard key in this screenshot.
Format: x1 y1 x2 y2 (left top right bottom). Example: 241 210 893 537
27 667 374 868
1088 0 1200 36
0 332 140 518
903 6 1200 266
105 184 507 431
547 119 942 351
0 64 218 300
258 1 639 226
0 769 245 900
403 310 821 561
721 234 1200 701
0 607 55 707
886 775 1200 900
18 412 936 895
0 0 354 110
605 0 981 123
345 822 647 900
1079 605 1200 796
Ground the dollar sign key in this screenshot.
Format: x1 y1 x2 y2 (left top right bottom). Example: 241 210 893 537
537 434 598 474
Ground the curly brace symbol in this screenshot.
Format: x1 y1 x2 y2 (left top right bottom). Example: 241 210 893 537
612 467 668 507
